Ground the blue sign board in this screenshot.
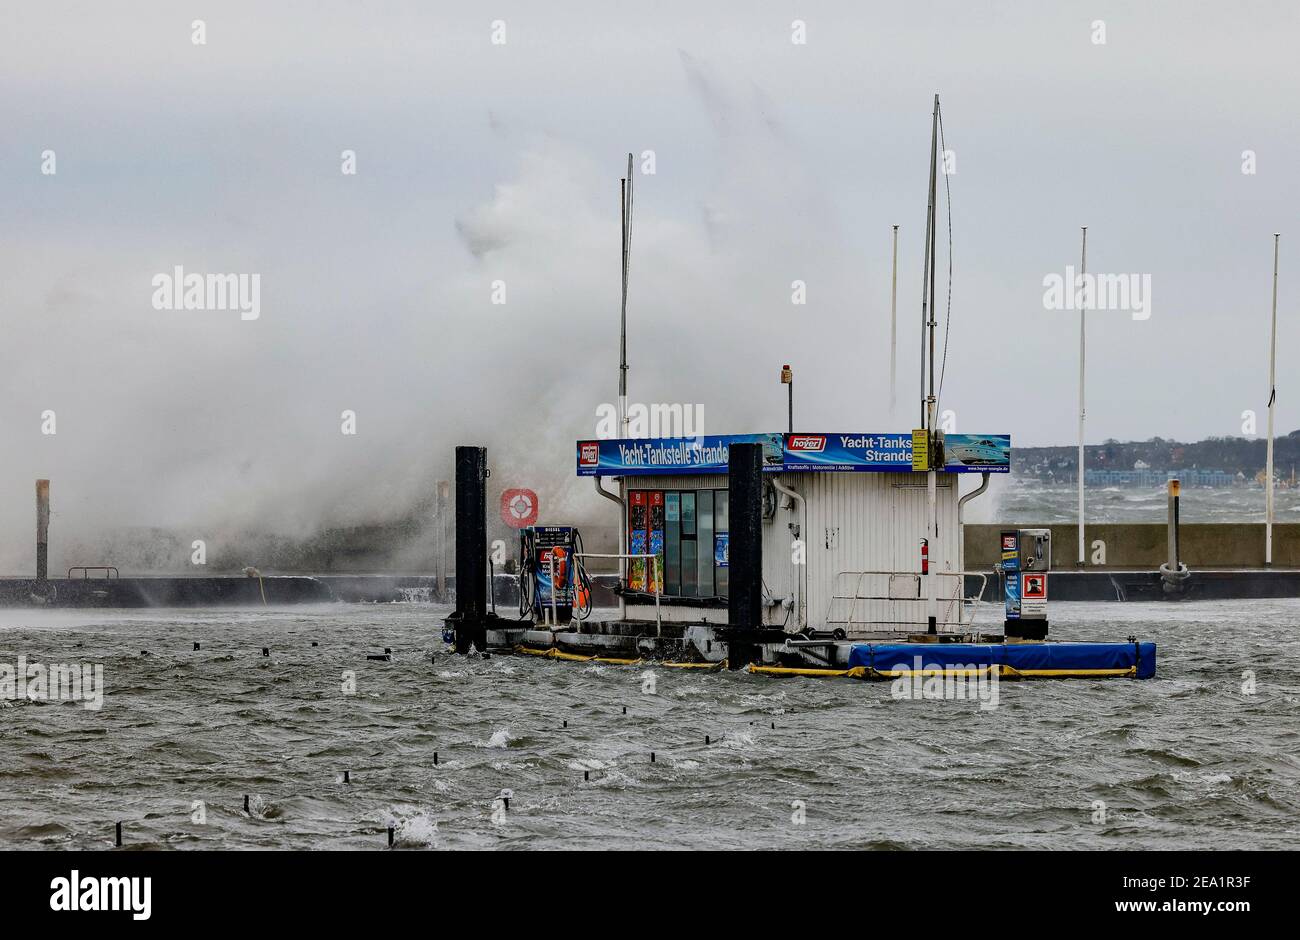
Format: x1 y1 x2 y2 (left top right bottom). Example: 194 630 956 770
576 434 784 477
576 432 1009 476
782 433 914 471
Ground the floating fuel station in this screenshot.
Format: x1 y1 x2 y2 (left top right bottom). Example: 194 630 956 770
443 96 1156 680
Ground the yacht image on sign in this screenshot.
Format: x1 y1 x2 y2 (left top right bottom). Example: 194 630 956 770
946 436 1010 466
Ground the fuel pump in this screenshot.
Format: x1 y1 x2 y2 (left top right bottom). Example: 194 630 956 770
1000 528 1050 640
518 526 593 626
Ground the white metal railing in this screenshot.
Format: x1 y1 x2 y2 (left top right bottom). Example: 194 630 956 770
825 570 990 634
572 552 662 636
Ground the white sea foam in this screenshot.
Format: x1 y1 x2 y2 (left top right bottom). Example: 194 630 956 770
388 805 439 848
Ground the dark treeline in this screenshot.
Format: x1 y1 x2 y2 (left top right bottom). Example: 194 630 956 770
1015 430 1300 479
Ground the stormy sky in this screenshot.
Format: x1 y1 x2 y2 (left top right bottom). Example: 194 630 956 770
1 1 1296 570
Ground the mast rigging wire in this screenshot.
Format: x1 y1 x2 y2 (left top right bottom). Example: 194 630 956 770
935 103 954 418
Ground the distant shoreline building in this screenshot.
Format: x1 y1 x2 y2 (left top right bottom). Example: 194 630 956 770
1084 468 1240 487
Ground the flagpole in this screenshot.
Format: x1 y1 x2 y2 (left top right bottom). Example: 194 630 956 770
1266 233 1280 566
890 224 899 419
1077 226 1087 567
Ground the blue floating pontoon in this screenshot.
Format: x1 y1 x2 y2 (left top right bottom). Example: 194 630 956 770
847 641 1157 679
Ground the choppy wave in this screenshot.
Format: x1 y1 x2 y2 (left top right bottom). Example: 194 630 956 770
992 481 1300 523
2 601 1298 849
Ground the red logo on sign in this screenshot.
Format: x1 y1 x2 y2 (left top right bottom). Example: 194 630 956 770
500 488 539 528
578 442 599 467
787 435 826 452
1023 574 1047 598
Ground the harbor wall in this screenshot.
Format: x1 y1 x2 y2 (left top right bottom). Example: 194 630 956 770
963 523 1300 570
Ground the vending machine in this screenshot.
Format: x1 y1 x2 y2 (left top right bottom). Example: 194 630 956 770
1001 528 1050 639
628 491 648 592
648 491 665 595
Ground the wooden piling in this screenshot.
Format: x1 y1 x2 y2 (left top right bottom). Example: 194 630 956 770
36 480 50 583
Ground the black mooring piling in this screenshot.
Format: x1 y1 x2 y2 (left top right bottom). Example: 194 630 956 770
387 826 394 847
36 480 50 585
343 770 350 783
445 446 490 654
725 442 765 668
193 642 200 651
243 794 250 813
115 822 122 847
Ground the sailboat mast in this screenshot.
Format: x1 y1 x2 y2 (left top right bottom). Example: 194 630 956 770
921 94 941 636
920 97 938 429
926 95 939 432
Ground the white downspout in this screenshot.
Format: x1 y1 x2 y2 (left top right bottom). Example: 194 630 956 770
770 475 807 631
594 475 627 621
957 471 992 573
957 472 991 626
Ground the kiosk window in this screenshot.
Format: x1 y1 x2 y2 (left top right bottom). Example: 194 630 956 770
714 489 728 596
697 490 714 596
631 488 729 599
664 493 681 596
680 492 697 596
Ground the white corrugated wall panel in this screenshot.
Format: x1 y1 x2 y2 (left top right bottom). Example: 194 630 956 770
620 471 961 632
796 472 961 633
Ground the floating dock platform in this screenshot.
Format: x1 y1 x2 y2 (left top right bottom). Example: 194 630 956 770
486 618 1157 679
445 439 1160 679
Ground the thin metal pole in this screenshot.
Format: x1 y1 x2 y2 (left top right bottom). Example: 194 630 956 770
890 224 899 419
1267 233 1280 565
788 380 793 434
619 176 628 436
923 96 939 631
1078 226 1088 567
920 106 936 429
549 552 557 625
619 153 634 438
926 96 939 427
653 556 661 637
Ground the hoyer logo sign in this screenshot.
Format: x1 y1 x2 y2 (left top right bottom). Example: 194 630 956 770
579 442 600 466
786 435 827 452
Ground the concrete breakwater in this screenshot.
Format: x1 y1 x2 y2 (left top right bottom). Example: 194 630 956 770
965 523 1300 568
0 574 618 608
2 523 1297 607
